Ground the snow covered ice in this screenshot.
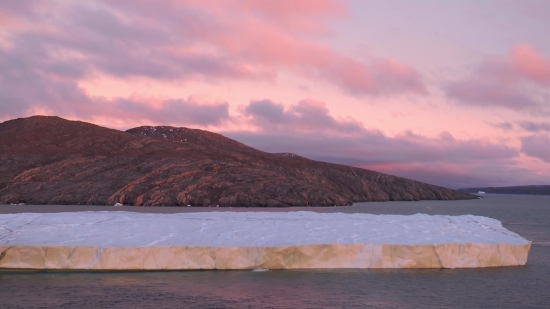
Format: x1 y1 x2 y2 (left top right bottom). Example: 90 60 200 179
0 211 529 247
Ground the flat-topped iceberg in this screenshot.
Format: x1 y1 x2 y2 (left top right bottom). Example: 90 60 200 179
0 212 531 270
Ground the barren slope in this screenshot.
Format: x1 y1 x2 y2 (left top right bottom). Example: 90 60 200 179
0 116 475 206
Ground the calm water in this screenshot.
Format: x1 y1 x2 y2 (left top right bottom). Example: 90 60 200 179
1 194 549 308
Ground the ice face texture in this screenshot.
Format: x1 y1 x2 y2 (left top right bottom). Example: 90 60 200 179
0 212 531 270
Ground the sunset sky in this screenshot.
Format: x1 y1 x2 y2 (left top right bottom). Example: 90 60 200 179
1 0 549 188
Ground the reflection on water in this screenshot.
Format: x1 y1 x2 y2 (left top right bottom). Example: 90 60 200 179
1 195 549 309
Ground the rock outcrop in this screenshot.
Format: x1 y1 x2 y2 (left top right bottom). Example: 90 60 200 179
0 116 475 206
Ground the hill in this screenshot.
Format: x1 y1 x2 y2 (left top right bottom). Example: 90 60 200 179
0 116 475 206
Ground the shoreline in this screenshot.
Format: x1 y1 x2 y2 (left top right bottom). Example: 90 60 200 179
1 194 548 215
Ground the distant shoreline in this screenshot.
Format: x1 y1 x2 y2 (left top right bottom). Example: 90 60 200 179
460 185 550 196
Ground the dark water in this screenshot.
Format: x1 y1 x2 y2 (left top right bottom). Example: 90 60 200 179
1 194 549 309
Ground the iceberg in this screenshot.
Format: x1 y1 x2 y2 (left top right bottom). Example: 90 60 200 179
0 211 531 270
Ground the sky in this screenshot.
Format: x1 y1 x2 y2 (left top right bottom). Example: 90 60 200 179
1 0 549 189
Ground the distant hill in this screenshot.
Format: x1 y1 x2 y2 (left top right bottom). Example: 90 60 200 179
0 116 475 206
459 185 550 196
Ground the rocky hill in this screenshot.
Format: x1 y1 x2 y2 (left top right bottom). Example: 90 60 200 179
0 116 475 206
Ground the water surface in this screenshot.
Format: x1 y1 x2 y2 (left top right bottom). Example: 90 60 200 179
1 194 549 308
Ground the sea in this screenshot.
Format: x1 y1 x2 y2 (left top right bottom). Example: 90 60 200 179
0 194 549 309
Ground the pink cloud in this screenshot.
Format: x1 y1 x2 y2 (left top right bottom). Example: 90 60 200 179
444 80 538 110
235 99 519 165
489 121 514 131
0 45 230 127
444 44 550 113
362 162 546 189
521 134 550 163
243 99 364 134
0 0 425 99
238 0 347 34
511 45 550 84
241 0 347 18
518 121 550 132
0 0 427 129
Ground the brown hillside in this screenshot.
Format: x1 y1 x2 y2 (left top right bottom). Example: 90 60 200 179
0 116 475 206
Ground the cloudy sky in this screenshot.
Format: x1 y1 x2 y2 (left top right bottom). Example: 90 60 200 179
1 0 549 188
